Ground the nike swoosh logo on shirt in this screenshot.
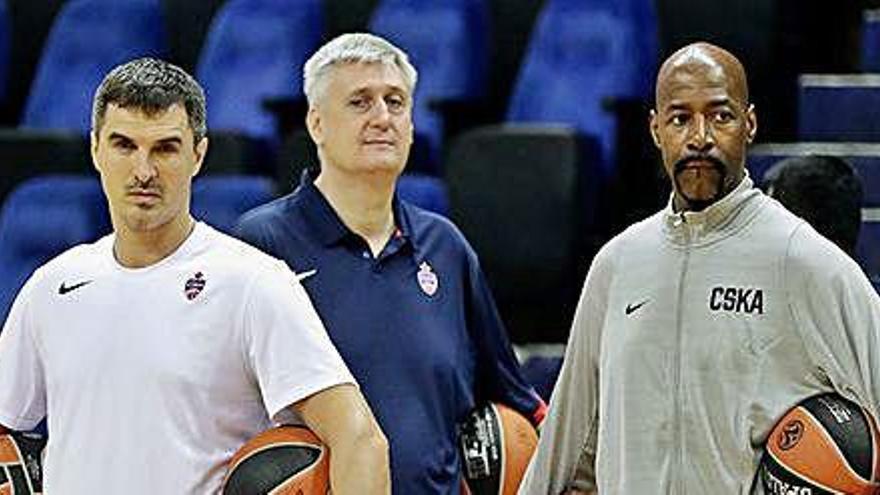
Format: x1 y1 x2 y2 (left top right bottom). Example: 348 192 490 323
295 269 317 282
58 280 92 295
625 300 649 315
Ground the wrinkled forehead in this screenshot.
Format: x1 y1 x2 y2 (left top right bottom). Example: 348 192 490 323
325 61 410 96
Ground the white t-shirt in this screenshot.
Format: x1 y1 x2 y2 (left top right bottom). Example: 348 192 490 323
0 222 354 493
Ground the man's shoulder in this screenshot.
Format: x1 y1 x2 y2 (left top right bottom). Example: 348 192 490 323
400 200 469 246
16 236 110 302
236 191 300 232
200 226 292 279
607 210 665 249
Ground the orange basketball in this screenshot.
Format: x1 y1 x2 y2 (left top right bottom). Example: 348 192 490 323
222 426 329 495
758 394 880 494
459 403 538 495
0 432 46 494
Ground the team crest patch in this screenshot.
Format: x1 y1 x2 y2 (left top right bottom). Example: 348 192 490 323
417 261 438 297
184 272 206 300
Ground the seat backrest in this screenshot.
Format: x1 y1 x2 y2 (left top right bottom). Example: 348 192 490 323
797 74 880 142
196 0 323 139
0 175 109 321
506 0 651 175
21 0 167 132
862 9 880 72
445 124 601 343
0 1 10 103
857 208 880 286
749 143 880 207
369 0 489 159
192 175 276 233
396 173 448 215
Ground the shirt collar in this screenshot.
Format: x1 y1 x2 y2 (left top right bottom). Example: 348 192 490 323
296 168 416 249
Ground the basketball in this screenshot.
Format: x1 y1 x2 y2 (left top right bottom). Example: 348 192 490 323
0 432 46 494
758 393 880 494
459 402 538 495
222 426 329 495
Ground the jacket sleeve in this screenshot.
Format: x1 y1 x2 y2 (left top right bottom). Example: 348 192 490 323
519 243 614 494
464 244 547 425
785 223 880 420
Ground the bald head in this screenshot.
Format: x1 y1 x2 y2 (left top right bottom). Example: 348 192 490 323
656 42 749 108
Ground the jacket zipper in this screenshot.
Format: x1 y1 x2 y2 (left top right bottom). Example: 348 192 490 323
673 214 691 494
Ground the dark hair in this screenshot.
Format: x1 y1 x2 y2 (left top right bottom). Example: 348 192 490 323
91 57 207 146
763 155 863 254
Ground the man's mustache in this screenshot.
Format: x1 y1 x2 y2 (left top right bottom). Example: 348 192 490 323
674 155 726 175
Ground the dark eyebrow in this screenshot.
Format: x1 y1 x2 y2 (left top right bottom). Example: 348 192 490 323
108 132 134 143
155 137 183 146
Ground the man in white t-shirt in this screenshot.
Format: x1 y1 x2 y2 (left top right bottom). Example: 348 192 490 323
0 57 390 494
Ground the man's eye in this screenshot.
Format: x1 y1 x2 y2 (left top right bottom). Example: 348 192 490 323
714 111 735 123
156 143 179 154
670 114 689 126
386 97 404 111
349 98 369 110
113 140 136 151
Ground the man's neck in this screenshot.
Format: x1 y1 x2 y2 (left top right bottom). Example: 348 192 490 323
314 167 396 256
113 215 196 268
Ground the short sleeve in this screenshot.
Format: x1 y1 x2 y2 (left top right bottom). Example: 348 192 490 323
241 261 355 422
0 278 47 430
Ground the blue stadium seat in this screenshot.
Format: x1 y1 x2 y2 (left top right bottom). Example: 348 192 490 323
749 143 880 207
506 0 656 176
21 0 167 132
857 209 880 288
797 74 880 142
196 0 323 139
0 175 109 322
397 173 448 215
192 175 276 233
369 0 489 163
0 1 10 104
862 9 880 72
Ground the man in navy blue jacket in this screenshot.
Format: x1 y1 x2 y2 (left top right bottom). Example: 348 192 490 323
234 33 546 493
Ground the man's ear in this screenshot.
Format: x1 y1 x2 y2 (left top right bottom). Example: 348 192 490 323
90 130 100 172
306 106 322 147
745 103 758 144
649 109 662 149
192 136 208 177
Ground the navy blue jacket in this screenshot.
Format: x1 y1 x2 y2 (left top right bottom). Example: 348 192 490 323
234 175 544 494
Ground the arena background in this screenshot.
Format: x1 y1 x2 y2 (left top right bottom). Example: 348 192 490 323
0 0 877 363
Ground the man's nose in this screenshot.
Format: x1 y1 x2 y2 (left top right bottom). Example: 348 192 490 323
132 151 158 183
686 114 715 152
368 100 392 127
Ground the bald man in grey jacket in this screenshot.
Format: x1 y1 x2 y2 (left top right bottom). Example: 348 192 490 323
519 42 880 494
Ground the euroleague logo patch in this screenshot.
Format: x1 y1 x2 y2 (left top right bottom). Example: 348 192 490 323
417 261 439 297
777 419 804 451
184 271 207 301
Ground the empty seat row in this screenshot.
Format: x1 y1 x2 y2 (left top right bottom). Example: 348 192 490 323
9 0 659 180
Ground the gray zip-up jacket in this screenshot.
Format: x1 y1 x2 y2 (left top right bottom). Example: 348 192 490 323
519 177 880 494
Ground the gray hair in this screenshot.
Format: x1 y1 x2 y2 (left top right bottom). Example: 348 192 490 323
92 57 207 146
303 32 418 105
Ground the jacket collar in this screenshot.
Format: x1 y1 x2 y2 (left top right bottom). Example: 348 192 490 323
661 173 765 246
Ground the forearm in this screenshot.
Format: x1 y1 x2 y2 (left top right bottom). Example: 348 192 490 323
326 420 389 494
294 383 390 494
